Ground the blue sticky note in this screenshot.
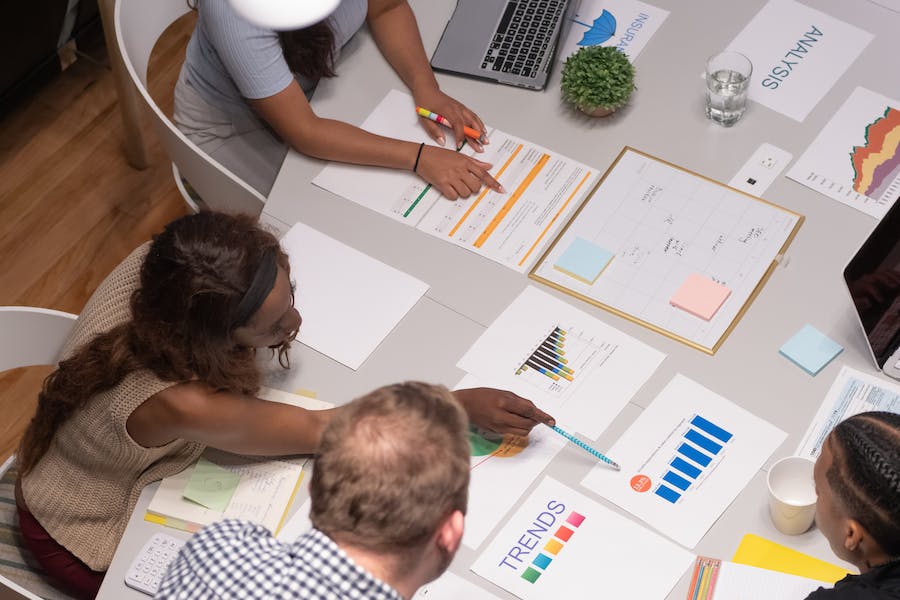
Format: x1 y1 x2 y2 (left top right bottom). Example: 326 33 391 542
779 324 843 376
553 237 614 285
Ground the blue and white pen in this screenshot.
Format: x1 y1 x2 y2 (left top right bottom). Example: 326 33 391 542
550 425 620 470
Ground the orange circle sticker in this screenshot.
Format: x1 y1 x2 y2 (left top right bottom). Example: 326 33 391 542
630 474 652 493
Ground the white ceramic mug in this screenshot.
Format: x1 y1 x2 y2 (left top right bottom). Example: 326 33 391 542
767 456 817 535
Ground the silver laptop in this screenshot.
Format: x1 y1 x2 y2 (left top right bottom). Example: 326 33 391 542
843 198 900 381
431 0 578 90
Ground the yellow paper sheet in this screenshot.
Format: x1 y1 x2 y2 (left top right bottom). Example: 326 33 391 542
732 534 852 584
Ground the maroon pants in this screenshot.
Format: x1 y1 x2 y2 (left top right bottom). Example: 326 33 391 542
16 506 105 600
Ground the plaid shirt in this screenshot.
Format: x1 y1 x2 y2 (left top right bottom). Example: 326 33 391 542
155 519 403 600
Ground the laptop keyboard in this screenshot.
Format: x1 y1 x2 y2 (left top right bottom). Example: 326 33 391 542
481 0 566 79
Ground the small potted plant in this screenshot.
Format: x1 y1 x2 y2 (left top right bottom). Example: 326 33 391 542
561 46 636 117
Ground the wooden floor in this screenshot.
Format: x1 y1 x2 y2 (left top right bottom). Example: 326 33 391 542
0 17 196 462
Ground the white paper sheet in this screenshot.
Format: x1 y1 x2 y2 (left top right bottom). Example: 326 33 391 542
413 572 500 600
470 477 694 599
582 374 786 548
457 286 665 439
280 221 428 370
275 495 312 543
795 365 900 459
787 87 900 219
558 0 669 62
726 0 872 122
713 562 823 599
312 90 598 272
454 374 567 549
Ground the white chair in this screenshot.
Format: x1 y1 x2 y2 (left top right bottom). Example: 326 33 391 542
0 305 77 470
0 574 44 600
113 0 267 216
0 307 77 600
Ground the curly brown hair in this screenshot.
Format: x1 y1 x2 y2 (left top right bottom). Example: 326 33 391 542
18 212 295 475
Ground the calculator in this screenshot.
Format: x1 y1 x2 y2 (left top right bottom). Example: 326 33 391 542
124 532 187 595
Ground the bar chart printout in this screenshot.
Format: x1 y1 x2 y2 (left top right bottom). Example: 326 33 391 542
514 324 613 397
582 374 786 547
654 415 733 504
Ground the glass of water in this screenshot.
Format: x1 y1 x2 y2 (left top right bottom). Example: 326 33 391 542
705 51 752 127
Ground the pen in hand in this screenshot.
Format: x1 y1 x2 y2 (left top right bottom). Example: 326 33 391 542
416 106 487 145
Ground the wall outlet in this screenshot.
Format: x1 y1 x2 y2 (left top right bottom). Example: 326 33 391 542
728 143 793 195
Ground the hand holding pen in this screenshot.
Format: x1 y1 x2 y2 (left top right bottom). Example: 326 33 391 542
412 90 489 151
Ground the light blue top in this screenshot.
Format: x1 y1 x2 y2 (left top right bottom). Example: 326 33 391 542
181 0 368 120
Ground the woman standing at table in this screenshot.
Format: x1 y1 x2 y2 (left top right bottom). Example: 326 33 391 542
14 211 552 599
175 0 500 199
806 411 900 599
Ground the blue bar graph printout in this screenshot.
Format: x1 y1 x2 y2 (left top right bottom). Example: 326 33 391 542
654 415 733 504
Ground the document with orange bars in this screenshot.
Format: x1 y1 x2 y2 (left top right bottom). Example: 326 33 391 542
311 89 598 272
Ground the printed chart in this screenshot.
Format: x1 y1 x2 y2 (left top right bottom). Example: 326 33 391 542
313 89 597 272
457 287 666 439
531 147 802 353
650 415 733 505
788 87 900 218
582 374 786 548
470 477 693 599
458 374 566 549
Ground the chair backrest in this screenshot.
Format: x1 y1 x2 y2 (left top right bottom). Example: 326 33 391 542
0 307 77 373
114 0 266 216
0 574 43 600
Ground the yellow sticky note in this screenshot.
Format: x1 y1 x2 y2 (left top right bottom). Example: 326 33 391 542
670 273 731 321
732 534 851 584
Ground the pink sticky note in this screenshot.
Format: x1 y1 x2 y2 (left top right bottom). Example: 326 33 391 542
669 273 732 321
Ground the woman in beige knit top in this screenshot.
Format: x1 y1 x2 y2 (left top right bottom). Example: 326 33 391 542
14 211 553 599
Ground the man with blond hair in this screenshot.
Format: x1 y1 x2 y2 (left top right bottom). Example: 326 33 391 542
155 381 471 599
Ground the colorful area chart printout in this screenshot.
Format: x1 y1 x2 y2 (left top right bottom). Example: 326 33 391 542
457 286 666 439
787 87 900 218
531 147 802 353
470 477 694 599
312 89 598 272
581 374 786 548
456 375 566 550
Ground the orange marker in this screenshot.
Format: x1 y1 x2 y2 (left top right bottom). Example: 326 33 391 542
415 106 485 142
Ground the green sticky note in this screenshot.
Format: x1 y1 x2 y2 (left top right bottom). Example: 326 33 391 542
182 458 241 512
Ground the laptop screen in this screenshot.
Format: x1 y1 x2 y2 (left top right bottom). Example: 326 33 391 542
844 199 900 371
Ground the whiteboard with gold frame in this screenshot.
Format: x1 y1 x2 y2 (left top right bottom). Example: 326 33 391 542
529 147 804 354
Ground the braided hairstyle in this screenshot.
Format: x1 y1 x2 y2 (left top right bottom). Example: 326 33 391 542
826 411 900 557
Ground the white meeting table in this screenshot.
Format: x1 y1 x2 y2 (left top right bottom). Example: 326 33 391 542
99 0 900 598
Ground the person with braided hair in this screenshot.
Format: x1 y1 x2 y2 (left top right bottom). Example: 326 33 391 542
806 411 900 599
13 211 553 599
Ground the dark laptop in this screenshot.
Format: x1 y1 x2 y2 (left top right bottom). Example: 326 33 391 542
430 0 578 90
843 198 900 380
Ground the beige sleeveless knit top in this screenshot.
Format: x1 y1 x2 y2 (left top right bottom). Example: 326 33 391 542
20 243 205 570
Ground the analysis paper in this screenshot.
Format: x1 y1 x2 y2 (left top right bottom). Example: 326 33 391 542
312 90 597 272
281 221 428 370
457 286 666 439
582 374 786 548
726 0 872 122
796 365 900 459
470 477 694 599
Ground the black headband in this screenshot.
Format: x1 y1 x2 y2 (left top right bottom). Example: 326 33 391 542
233 248 279 328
